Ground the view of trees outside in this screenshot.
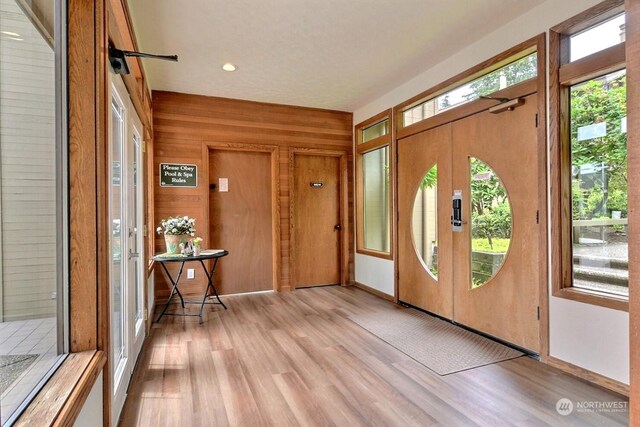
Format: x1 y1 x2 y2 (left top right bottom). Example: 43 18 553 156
470 159 511 251
570 70 627 221
570 69 628 296
403 53 538 125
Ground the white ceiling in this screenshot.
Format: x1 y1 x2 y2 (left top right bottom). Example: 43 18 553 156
128 0 545 112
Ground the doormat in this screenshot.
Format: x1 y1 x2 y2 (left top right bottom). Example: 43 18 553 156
0 354 39 394
349 309 523 375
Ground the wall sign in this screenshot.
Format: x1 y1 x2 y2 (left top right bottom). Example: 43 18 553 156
159 163 198 187
219 178 229 192
310 182 324 188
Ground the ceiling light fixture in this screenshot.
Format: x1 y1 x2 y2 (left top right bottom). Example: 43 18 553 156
1 31 20 37
222 63 237 72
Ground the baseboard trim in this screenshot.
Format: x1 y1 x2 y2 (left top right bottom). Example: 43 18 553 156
353 281 394 302
546 355 629 397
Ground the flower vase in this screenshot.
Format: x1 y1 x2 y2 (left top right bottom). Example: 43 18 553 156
164 234 189 254
193 246 201 256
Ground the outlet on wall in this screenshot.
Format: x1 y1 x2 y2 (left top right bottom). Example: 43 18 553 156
187 269 195 279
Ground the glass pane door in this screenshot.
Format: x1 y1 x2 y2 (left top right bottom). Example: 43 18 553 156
110 94 127 388
129 112 145 367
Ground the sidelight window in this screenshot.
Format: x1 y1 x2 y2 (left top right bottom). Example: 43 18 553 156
356 112 392 259
551 2 628 308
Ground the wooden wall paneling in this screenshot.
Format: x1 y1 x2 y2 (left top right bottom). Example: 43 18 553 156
626 0 640 422
152 92 352 298
280 146 291 291
68 0 98 353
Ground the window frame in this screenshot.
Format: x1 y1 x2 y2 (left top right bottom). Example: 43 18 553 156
550 0 629 311
355 110 394 260
395 37 542 139
0 0 70 422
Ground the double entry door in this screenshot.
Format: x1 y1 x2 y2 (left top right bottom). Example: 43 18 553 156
398 94 541 352
109 74 146 424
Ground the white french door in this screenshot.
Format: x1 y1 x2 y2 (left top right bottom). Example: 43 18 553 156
109 73 146 425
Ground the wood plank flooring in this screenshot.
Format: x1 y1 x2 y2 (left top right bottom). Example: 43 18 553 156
119 286 629 426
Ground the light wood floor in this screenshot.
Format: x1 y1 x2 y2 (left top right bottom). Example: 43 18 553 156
119 286 629 426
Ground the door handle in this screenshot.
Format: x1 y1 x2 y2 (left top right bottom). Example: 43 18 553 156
334 224 341 231
451 191 463 232
128 250 140 259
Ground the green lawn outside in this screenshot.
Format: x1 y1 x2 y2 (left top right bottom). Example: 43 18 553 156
471 238 510 253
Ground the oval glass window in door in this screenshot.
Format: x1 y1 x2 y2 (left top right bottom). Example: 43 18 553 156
411 165 438 280
470 158 512 288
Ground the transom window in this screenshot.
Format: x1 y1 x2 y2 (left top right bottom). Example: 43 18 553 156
402 52 537 127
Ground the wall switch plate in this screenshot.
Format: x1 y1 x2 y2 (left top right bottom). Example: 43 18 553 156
187 269 195 279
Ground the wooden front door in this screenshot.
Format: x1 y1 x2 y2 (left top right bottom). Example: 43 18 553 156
451 94 540 352
293 154 341 288
398 124 454 319
209 150 273 294
398 93 540 352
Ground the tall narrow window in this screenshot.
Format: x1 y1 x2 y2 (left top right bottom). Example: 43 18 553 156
356 111 392 259
0 0 67 422
569 70 628 297
551 1 628 309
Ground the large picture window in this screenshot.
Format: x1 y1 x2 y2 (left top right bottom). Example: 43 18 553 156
0 0 67 422
356 111 392 259
551 1 628 309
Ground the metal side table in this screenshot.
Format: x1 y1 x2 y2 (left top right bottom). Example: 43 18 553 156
153 249 229 324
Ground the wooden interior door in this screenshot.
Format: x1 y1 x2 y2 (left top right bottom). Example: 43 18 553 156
451 93 540 352
209 150 273 295
293 154 341 288
397 124 454 318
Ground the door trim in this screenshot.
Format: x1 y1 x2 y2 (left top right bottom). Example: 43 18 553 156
202 142 281 292
392 34 548 358
289 148 350 290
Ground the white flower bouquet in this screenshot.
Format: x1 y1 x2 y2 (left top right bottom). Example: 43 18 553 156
156 216 196 236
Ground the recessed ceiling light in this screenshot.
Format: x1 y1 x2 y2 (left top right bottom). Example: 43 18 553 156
222 63 237 72
8 37 23 41
1 31 20 37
